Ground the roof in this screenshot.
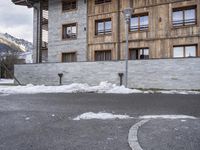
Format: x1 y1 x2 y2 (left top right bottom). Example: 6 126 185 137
11 0 39 7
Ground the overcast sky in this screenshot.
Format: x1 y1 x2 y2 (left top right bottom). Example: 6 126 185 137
0 1 33 42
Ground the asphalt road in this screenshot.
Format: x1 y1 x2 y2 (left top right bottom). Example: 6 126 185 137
0 93 200 150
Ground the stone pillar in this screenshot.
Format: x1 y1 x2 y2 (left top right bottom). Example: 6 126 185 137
33 2 42 63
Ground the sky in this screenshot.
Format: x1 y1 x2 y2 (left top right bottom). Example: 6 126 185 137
0 1 33 42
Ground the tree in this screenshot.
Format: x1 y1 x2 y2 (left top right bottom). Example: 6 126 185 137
0 50 25 79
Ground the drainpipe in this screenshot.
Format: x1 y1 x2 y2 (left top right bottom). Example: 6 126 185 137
117 0 121 60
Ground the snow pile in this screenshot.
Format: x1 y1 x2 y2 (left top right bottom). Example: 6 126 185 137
0 79 14 84
0 81 199 95
139 115 196 119
0 82 143 94
73 112 133 120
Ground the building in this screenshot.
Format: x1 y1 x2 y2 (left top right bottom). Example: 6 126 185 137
11 0 200 90
12 0 200 63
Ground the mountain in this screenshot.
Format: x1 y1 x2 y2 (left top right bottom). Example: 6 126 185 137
0 33 33 63
3 33 33 52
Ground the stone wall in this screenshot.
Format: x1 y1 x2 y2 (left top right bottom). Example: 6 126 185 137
14 58 200 90
48 0 87 62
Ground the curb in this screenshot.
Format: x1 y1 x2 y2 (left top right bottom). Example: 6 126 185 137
128 119 150 150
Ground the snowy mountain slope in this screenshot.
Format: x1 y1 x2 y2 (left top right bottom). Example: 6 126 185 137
3 33 33 52
0 33 33 63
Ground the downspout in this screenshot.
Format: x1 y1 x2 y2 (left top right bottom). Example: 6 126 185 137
117 0 121 60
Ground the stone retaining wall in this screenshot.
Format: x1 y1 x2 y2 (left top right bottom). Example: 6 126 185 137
14 58 200 90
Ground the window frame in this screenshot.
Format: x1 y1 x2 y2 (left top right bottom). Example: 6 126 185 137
129 48 150 60
95 18 112 36
62 23 78 40
62 0 77 12
172 5 197 27
95 0 112 5
94 50 112 61
129 13 149 32
62 52 77 62
173 45 197 58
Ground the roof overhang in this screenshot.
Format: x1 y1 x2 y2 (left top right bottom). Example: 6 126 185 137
11 0 40 7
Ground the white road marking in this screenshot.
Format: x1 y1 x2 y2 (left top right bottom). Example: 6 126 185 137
128 115 196 150
128 119 149 150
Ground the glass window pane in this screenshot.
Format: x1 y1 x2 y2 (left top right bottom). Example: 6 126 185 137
173 11 183 26
129 49 139 60
98 22 104 33
173 47 184 58
67 27 71 34
140 16 148 30
185 46 196 57
72 26 76 34
105 51 111 60
130 17 138 31
185 9 196 25
185 9 195 20
105 21 111 32
143 49 149 55
140 49 149 59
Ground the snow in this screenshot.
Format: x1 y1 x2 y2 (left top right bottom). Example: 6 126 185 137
0 79 14 84
19 51 33 63
0 81 199 95
25 117 30 121
73 113 196 120
139 115 196 119
181 120 187 122
157 90 200 95
73 112 133 120
0 82 143 94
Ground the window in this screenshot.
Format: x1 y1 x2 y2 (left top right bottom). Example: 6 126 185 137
173 45 197 58
130 13 149 31
95 0 111 5
129 48 149 60
62 0 77 11
62 52 76 62
172 6 197 27
62 23 77 39
95 18 112 35
95 50 112 61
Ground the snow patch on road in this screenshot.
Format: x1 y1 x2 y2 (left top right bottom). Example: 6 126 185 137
139 115 196 119
25 117 30 121
73 112 133 120
0 81 199 95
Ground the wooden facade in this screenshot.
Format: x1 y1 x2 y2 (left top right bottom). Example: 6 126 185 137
12 0 200 62
87 0 200 61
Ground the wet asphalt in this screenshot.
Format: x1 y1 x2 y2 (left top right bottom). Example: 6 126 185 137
0 93 200 150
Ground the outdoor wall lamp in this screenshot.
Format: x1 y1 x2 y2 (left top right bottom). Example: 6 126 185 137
58 73 63 85
118 73 124 86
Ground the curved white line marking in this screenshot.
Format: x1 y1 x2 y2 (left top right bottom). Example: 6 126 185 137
128 119 149 150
